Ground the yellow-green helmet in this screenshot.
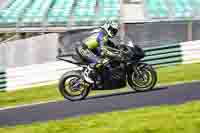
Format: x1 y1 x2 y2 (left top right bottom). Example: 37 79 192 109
102 21 119 38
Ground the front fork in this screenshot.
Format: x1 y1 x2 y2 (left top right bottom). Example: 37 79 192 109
127 63 147 81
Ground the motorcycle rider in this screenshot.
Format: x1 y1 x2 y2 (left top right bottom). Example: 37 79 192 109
76 20 121 83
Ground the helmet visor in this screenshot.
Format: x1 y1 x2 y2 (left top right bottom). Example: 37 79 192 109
108 26 118 37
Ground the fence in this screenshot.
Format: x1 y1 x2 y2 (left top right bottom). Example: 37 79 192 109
1 40 200 92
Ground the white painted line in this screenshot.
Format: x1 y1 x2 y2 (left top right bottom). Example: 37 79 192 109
0 99 63 111
0 80 199 111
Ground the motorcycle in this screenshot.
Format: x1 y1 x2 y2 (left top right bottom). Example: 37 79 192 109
56 36 157 101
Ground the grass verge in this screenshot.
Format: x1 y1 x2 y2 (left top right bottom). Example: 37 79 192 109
0 100 200 132
0 63 200 108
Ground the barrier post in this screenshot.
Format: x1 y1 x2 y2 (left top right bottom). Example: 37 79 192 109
0 66 6 91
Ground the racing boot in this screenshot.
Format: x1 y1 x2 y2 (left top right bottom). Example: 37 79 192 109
83 58 109 84
83 64 96 84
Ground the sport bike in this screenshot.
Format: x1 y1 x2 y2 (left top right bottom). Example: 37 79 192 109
57 36 157 101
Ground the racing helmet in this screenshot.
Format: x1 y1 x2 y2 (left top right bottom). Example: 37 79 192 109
102 21 119 38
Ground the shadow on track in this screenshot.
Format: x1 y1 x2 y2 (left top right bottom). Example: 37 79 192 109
83 87 168 101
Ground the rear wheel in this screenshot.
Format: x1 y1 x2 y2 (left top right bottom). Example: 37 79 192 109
128 63 157 91
58 70 91 101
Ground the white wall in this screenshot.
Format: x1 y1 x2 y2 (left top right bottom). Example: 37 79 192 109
4 40 200 91
0 33 59 68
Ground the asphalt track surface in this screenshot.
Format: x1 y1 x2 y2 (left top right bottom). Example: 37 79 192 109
0 82 200 127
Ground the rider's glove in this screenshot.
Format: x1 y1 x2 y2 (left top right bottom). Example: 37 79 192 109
94 58 109 71
107 39 118 49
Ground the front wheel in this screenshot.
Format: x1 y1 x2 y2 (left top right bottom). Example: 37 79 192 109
128 63 157 91
58 70 91 101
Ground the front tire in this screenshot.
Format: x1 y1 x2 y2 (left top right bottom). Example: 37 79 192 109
58 70 91 101
128 63 157 91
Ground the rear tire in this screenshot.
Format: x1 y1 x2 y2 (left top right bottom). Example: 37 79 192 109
58 70 91 101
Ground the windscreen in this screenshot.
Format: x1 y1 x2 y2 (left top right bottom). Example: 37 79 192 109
112 34 135 47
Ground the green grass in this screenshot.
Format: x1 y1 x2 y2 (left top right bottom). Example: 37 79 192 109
1 100 200 133
0 63 200 108
156 63 200 84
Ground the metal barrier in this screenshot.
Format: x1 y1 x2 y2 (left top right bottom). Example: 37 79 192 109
143 40 200 67
0 66 6 91
1 40 200 92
